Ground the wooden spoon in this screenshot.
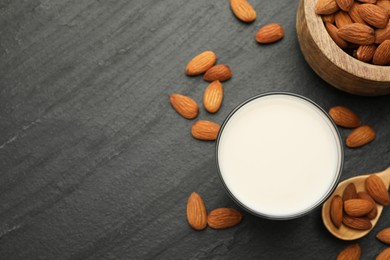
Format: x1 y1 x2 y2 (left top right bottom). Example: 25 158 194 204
322 167 390 240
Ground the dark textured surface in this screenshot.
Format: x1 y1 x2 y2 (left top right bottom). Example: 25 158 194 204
0 0 389 259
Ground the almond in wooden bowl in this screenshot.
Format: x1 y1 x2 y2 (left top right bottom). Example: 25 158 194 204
296 0 390 96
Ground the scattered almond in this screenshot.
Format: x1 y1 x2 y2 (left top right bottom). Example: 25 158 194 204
330 195 344 228
342 215 373 230
357 191 378 219
229 0 256 23
191 120 220 141
255 23 285 44
376 247 390 260
203 81 223 113
377 228 390 245
365 174 390 205
316 0 340 15
343 183 359 201
358 4 389 28
338 23 376 45
185 51 217 76
373 39 390 65
203 64 233 82
346 125 376 148
186 192 207 230
337 244 361 260
328 106 361 128
170 94 199 119
344 198 375 217
207 208 243 229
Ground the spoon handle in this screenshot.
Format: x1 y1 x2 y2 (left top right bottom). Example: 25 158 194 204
377 167 390 189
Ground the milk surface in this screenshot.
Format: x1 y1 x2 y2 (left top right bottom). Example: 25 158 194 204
217 94 342 218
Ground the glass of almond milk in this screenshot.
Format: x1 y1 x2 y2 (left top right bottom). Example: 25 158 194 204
216 92 343 219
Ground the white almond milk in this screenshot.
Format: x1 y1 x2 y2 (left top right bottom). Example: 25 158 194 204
217 94 342 219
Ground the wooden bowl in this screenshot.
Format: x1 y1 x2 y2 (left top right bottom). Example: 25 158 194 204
296 0 390 96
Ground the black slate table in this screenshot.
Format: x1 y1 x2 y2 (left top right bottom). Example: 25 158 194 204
1 0 389 259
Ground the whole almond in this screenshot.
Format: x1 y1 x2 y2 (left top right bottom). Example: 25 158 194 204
330 195 343 228
365 174 390 205
376 247 390 260
229 0 256 23
357 191 378 219
373 39 390 65
335 11 354 28
359 4 389 28
203 81 223 113
336 0 354 11
170 94 199 119
337 244 361 260
342 215 372 230
326 23 349 48
186 192 207 230
203 64 232 82
185 51 217 76
377 0 390 16
356 44 377 62
343 183 359 201
344 199 375 217
329 106 361 128
322 14 336 23
346 125 376 148
350 2 369 24
191 120 220 141
207 208 243 229
377 228 390 245
256 23 285 44
375 21 390 44
338 23 375 45
316 0 340 15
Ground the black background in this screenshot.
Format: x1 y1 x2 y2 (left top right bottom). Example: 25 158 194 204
0 0 389 259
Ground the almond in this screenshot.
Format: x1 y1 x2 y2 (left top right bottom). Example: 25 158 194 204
356 44 377 62
203 64 232 82
342 215 372 230
186 192 207 230
185 51 217 76
338 23 376 45
191 120 220 141
337 244 361 260
255 23 285 44
344 199 375 217
336 0 354 11
203 80 223 113
328 106 361 128
170 94 199 119
357 191 378 219
350 2 368 24
326 22 349 48
377 0 390 16
207 208 243 229
343 183 359 201
375 21 390 44
376 247 390 260
365 174 390 205
322 14 336 23
229 0 256 23
373 39 390 65
377 228 390 245
330 195 343 228
358 4 389 28
316 0 340 15
335 11 354 28
346 125 376 148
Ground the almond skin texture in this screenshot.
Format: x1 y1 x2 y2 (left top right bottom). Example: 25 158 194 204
191 120 220 141
358 4 389 28
338 23 376 45
336 0 354 11
344 199 375 217
337 244 361 260
343 183 359 201
316 0 340 15
335 11 354 28
377 0 390 16
357 191 378 219
356 44 377 62
377 228 390 245
350 2 368 24
203 64 232 82
330 195 343 228
203 81 223 113
207 208 243 229
346 125 376 148
185 51 217 76
342 216 372 230
373 39 390 65
376 247 390 260
170 94 199 119
326 22 349 48
329 106 361 128
230 0 256 23
365 174 390 205
375 21 390 44
186 192 207 230
256 23 285 44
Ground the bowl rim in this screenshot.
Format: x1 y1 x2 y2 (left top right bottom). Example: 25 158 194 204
215 92 344 220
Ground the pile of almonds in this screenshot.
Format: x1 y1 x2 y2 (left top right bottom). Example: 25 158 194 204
316 0 390 65
328 106 376 148
187 192 243 230
337 240 390 260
